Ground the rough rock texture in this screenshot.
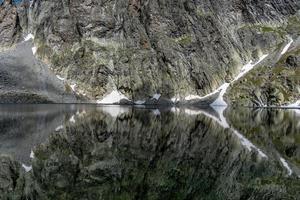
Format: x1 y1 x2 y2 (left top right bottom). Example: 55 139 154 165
0 0 22 49
16 0 300 102
0 40 80 103
0 0 300 105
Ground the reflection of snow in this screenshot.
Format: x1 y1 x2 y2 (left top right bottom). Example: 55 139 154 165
180 106 268 158
152 109 161 116
280 37 293 55
99 106 130 118
135 100 145 105
280 157 293 176
97 90 129 104
22 164 32 172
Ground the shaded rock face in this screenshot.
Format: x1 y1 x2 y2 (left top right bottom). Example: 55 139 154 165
286 55 300 68
17 0 299 101
0 106 299 199
0 41 79 103
0 0 22 49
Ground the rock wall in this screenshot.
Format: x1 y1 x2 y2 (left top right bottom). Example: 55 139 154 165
0 0 299 104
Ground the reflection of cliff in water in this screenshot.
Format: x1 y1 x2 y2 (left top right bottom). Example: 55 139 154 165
0 105 299 199
0 104 79 164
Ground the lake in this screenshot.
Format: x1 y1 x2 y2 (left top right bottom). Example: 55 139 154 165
0 104 299 199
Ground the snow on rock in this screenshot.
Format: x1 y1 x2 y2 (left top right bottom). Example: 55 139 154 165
55 125 63 131
97 90 129 104
210 54 269 107
233 54 269 82
32 46 37 55
280 157 293 176
56 75 65 81
30 150 35 159
70 83 77 92
152 94 161 100
280 37 293 55
285 100 300 108
210 83 230 106
171 96 180 103
22 164 32 172
69 115 76 123
24 33 34 41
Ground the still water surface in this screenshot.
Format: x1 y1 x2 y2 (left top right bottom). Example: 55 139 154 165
0 104 299 199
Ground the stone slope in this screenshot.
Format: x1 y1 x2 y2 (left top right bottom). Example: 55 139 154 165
0 0 300 105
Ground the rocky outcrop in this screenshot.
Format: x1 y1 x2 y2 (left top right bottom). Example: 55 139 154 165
0 0 22 49
0 0 299 105
17 0 300 102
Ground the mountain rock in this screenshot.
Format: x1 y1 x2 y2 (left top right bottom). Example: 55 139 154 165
0 0 300 105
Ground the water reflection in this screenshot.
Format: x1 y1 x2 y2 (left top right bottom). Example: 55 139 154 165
0 105 299 199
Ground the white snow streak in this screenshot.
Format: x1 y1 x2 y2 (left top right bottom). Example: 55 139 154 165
280 157 293 176
210 54 269 106
280 37 293 55
97 90 129 104
56 75 65 81
30 150 35 159
22 164 32 172
180 106 267 158
24 33 34 41
32 46 37 55
55 125 63 131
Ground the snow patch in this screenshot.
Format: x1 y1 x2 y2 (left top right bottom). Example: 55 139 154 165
280 157 293 176
285 100 300 108
210 54 268 107
24 33 34 41
56 75 65 81
280 37 293 55
152 94 161 100
30 150 35 159
97 90 129 104
32 46 37 55
22 164 32 172
210 83 230 106
55 125 63 131
69 115 76 123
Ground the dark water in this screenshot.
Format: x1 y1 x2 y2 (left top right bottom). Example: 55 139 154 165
0 104 300 199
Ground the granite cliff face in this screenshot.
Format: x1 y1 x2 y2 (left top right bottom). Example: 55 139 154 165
0 0 300 105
